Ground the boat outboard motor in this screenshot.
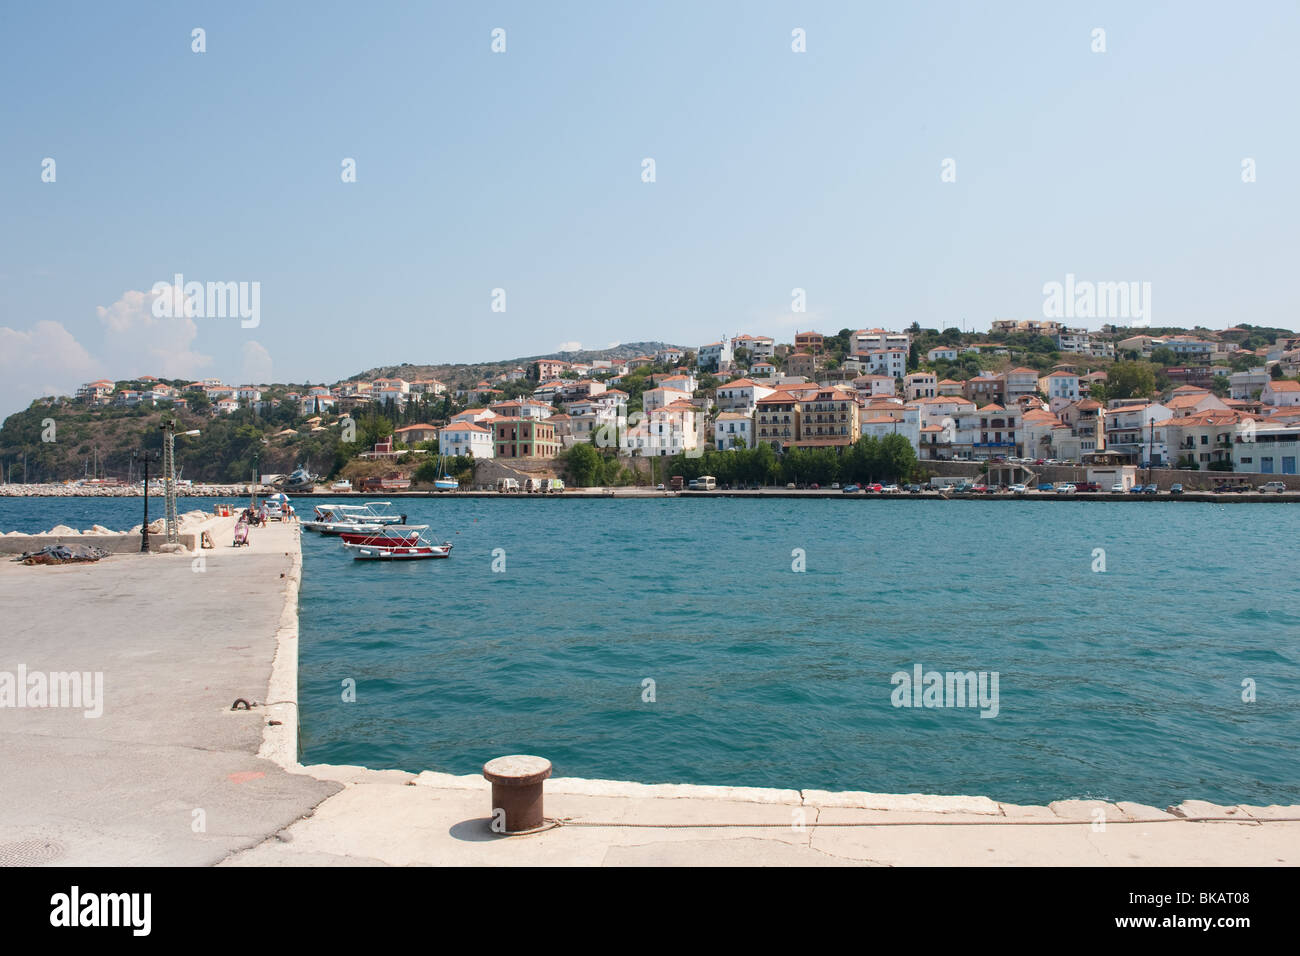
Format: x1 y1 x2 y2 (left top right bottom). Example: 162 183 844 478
400 513 407 524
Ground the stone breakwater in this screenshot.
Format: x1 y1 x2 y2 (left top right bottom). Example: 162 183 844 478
0 483 261 498
0 509 218 540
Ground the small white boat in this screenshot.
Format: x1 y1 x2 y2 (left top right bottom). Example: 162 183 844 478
345 540 453 560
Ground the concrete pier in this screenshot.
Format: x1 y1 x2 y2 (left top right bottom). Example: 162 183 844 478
2 512 1298 866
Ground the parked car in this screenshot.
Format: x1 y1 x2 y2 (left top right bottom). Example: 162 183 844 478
1055 483 1077 494
786 482 796 489
905 483 923 493
809 483 820 490
1139 484 1159 495
1259 481 1287 493
1110 483 1126 494
953 482 974 493
1169 483 1184 495
1076 481 1101 492
842 484 860 494
881 483 900 494
866 483 883 493
1037 482 1054 492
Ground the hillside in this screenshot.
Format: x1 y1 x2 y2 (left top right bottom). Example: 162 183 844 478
353 341 680 385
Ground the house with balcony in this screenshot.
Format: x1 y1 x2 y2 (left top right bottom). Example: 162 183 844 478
715 378 774 416
439 422 494 459
754 393 801 451
962 374 1006 407
1163 410 1249 469
732 334 776 360
77 380 116 404
623 400 702 457
904 372 936 401
489 399 555 420
792 388 860 448
851 329 911 354
1229 368 1270 401
714 412 753 450
862 348 908 380
1104 402 1171 465
1233 420 1300 474
697 340 734 370
1039 370 1081 413
1054 400 1105 459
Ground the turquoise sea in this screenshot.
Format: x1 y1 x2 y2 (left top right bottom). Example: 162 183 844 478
4 495 1297 806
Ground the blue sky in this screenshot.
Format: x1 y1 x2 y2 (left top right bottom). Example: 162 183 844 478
1 1 1297 415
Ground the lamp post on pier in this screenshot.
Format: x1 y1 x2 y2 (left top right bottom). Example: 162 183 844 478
131 448 162 553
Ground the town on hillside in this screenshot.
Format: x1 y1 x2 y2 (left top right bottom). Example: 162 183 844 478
8 321 1300 488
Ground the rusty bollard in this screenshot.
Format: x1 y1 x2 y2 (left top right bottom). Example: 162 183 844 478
483 755 553 834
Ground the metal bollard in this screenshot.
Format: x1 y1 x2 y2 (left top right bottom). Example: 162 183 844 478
482 755 553 834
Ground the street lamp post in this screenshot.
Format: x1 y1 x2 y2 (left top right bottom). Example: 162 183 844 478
132 449 161 553
250 453 259 514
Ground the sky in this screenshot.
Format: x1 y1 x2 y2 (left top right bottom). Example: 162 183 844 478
1 1 1297 416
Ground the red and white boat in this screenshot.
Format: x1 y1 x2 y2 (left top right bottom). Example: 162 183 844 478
338 524 428 547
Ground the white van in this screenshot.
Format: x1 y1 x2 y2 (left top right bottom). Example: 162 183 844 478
496 477 520 494
688 475 717 491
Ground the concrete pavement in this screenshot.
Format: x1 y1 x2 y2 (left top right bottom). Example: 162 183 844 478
0 515 339 866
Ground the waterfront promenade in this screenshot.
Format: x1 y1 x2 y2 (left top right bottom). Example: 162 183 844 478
2 516 1298 866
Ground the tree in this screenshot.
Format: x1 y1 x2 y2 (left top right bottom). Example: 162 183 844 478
563 443 602 487
1106 361 1157 399
1149 347 1176 366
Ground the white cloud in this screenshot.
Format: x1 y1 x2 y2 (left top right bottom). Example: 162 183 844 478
95 287 213 379
0 321 102 417
556 341 582 352
240 341 273 385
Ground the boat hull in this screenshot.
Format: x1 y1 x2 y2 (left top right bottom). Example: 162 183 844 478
347 543 452 560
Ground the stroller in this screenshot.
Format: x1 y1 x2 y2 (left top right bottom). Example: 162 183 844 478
233 517 250 547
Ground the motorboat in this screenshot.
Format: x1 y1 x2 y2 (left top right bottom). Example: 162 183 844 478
280 465 318 492
338 525 428 547
346 541 453 560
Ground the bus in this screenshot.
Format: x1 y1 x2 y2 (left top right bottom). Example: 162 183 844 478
688 475 717 491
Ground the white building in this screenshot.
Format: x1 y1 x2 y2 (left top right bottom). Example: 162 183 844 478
1039 371 1081 413
438 422 494 459
715 378 774 416
864 348 908 380
851 329 911 354
1262 380 1300 408
714 411 753 450
697 340 734 369
1234 421 1300 475
643 386 692 414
